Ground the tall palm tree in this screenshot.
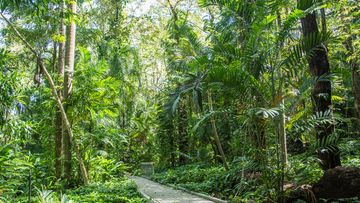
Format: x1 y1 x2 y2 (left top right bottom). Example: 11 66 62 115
297 0 340 170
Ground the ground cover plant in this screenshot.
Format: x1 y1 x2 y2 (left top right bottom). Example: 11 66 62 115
8 178 147 203
152 138 360 202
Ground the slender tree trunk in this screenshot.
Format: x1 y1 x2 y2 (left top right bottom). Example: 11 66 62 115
208 92 229 171
277 96 288 203
352 67 360 127
344 36 360 128
277 13 288 167
276 12 288 194
222 99 232 156
178 99 189 165
63 0 77 185
351 61 360 128
55 114 63 179
278 98 288 166
187 96 196 158
58 1 65 79
277 89 287 203
298 3 341 170
169 129 177 167
320 9 327 33
55 0 65 180
52 41 57 72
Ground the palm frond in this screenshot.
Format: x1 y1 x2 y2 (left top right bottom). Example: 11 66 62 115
164 73 205 116
297 0 323 11
282 31 336 70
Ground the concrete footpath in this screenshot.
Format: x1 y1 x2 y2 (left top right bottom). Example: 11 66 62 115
130 176 215 203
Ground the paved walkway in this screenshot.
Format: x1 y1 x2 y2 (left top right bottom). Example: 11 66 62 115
130 176 215 203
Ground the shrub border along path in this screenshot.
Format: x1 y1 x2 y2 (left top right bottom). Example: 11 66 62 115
131 176 228 203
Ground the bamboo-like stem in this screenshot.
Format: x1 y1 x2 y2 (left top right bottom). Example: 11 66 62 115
208 92 229 171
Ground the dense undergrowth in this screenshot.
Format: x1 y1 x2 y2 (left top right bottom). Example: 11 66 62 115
0 141 144 202
5 178 147 203
151 139 360 202
0 143 145 202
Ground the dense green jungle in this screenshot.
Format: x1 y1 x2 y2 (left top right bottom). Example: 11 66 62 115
0 0 359 202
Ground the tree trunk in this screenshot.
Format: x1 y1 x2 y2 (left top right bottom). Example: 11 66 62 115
52 41 57 72
276 12 288 202
55 0 65 180
277 10 288 167
41 61 89 186
178 99 189 165
222 99 232 156
279 98 288 165
169 130 176 167
344 36 360 128
208 92 229 171
320 8 327 33
63 0 77 185
298 3 341 170
278 94 288 203
55 112 62 179
352 61 360 127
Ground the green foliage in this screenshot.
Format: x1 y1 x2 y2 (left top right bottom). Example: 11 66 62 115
283 31 336 69
35 186 58 203
339 139 360 166
11 178 146 203
0 142 33 198
0 0 31 11
89 156 127 182
1 0 360 202
66 179 146 203
151 162 271 201
287 154 323 184
152 164 230 198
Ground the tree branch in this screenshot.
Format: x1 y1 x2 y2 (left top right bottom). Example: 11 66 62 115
0 13 38 56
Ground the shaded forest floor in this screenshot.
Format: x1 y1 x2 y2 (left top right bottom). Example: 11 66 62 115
150 138 360 202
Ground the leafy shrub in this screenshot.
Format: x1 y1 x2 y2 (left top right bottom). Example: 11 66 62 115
287 154 323 185
89 156 128 182
0 142 33 199
340 139 360 166
66 178 146 203
11 178 147 203
151 163 263 200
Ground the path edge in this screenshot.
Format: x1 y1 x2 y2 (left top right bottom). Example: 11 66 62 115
141 176 228 203
128 175 159 203
167 183 228 203
137 189 159 203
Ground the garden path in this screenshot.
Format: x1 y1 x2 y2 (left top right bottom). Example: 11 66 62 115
131 176 215 203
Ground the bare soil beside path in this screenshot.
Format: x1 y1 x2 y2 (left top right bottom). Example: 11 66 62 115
130 176 215 203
